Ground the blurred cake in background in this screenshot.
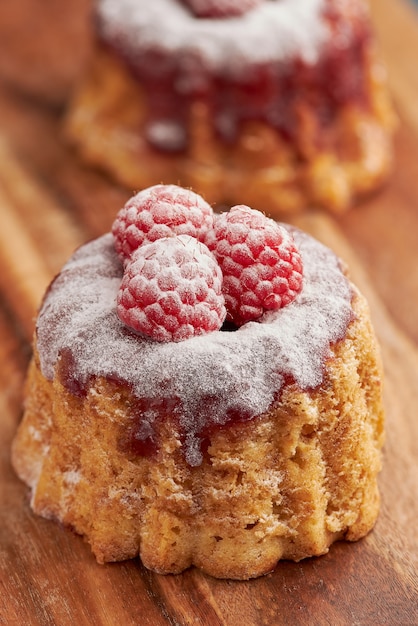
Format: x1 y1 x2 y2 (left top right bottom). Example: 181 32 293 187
65 0 396 215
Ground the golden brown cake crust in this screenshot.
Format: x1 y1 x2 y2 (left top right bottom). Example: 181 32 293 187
12 288 384 580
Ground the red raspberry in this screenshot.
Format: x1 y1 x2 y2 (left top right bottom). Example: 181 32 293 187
183 0 263 18
204 205 303 326
112 184 214 263
117 235 226 342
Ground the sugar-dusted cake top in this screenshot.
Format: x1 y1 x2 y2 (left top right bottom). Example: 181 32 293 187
97 0 329 76
36 226 353 466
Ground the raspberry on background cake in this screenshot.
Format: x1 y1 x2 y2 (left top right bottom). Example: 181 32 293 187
65 0 396 214
182 0 263 18
12 184 385 580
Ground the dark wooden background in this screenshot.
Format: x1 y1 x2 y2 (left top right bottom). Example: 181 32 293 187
1 0 418 623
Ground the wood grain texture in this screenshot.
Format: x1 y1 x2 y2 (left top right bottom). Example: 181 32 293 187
0 0 93 104
1 1 418 624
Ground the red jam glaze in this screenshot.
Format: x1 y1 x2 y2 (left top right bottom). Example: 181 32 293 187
57 341 297 462
117 372 299 462
118 395 259 461
117 396 182 458
58 347 91 398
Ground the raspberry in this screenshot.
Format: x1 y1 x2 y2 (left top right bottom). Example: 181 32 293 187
117 235 226 342
112 184 214 263
204 205 303 326
183 0 263 18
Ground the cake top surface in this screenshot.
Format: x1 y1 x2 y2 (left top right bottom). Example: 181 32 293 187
97 0 330 74
36 227 353 466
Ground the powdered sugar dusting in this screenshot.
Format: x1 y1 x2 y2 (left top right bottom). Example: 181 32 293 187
36 228 353 466
97 0 329 77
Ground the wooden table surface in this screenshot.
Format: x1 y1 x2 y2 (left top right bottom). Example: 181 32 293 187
1 1 418 624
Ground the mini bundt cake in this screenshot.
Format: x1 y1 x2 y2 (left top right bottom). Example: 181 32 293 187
12 185 385 580
65 0 395 214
